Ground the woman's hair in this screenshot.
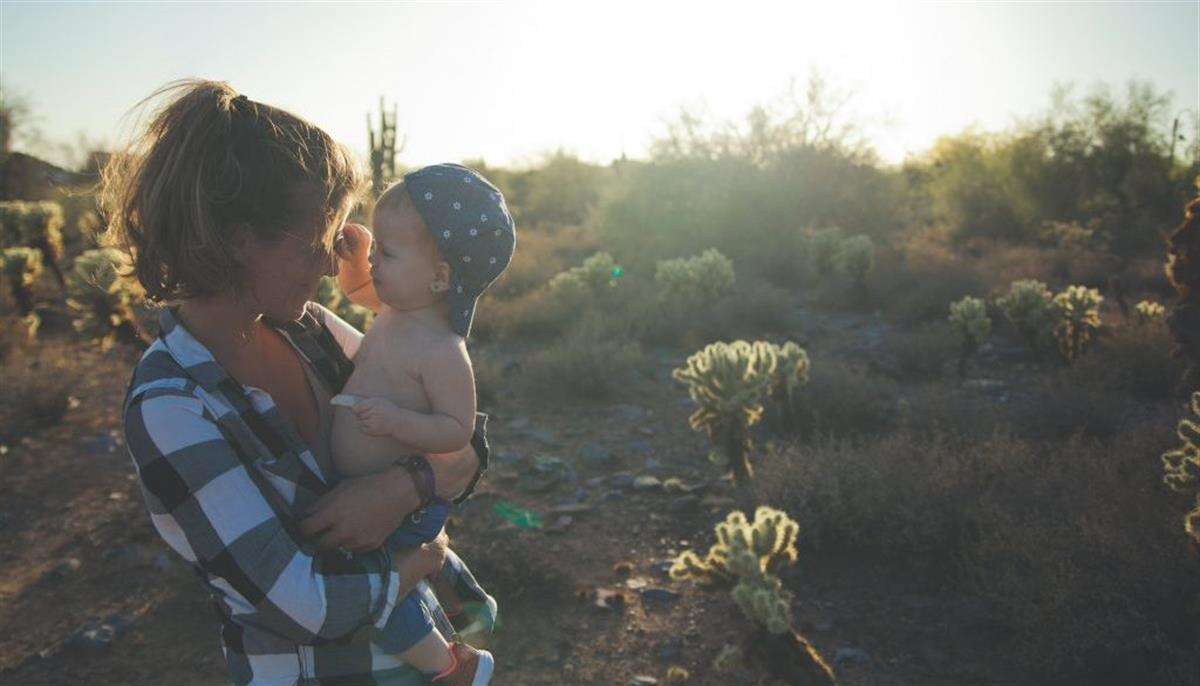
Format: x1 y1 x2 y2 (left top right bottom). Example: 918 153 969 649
99 79 366 301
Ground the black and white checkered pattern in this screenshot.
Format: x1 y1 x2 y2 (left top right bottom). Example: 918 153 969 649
122 303 483 685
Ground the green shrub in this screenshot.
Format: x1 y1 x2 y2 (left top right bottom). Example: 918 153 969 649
997 279 1056 352
783 361 899 440
654 248 735 312
0 201 66 287
834 234 874 286
519 315 646 402
806 227 844 278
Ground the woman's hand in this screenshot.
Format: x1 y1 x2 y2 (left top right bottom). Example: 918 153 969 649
298 467 420 553
392 531 449 595
334 222 381 311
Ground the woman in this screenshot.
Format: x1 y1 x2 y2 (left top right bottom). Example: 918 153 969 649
102 79 492 685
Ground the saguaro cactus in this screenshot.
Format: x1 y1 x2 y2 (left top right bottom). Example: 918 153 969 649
367 97 401 198
672 340 777 486
1162 391 1200 543
66 248 150 350
670 507 837 685
948 295 991 377
1052 285 1103 363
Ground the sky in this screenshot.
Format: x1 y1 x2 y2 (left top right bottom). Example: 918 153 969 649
1 1 1198 170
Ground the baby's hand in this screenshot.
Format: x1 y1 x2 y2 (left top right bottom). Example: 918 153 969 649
352 397 404 437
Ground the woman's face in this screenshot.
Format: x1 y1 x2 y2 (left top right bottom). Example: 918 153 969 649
238 207 345 321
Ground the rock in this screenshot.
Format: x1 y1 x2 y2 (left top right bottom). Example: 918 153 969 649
657 637 683 661
602 490 625 503
508 416 531 430
545 515 573 533
625 440 653 456
633 476 662 491
637 427 656 437
700 495 736 509
39 558 82 585
639 588 682 607
608 472 636 489
630 677 659 686
669 495 700 512
103 544 148 565
152 552 174 572
580 443 613 463
528 429 557 445
64 615 133 654
834 646 871 666
493 450 523 466
611 404 648 422
549 502 593 515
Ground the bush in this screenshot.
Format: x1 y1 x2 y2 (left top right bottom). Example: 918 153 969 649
654 248 735 313
518 315 647 402
758 425 1200 681
66 248 150 350
774 361 899 441
1059 319 1180 399
881 322 958 379
997 278 1056 352
834 234 875 286
0 341 76 441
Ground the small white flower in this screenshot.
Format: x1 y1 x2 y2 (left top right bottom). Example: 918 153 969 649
463 175 472 183
489 257 497 264
442 230 451 239
469 228 478 236
452 201 462 210
424 192 433 200
462 255 471 263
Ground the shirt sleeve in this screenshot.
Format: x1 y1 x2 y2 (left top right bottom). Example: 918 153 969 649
124 385 402 645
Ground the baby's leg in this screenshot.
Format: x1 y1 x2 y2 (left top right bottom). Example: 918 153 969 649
435 547 498 639
379 589 454 677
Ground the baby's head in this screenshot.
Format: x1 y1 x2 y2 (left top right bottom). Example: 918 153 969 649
369 164 515 337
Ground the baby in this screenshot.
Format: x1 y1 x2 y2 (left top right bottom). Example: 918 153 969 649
329 164 515 685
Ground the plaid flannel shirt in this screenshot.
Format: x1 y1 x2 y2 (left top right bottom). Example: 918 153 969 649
122 303 488 685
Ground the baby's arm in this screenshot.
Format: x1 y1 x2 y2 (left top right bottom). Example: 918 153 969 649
352 339 476 453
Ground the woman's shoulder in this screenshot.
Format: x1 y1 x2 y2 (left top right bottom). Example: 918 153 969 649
125 337 195 406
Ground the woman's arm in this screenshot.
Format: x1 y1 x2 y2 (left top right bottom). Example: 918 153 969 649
124 387 402 643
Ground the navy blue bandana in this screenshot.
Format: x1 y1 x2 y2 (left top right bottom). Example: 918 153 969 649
402 163 516 338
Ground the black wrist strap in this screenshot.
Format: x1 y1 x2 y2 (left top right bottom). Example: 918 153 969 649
454 412 489 505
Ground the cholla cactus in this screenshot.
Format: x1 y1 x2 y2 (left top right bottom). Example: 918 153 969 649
0 201 66 288
2 247 44 338
672 507 798 632
997 279 1056 352
1052 285 1103 363
1162 391 1200 543
548 251 620 301
315 276 374 332
1134 300 1166 325
834 235 874 287
948 296 991 376
807 227 844 277
655 248 735 311
765 341 810 422
670 507 800 585
66 248 149 350
672 340 776 484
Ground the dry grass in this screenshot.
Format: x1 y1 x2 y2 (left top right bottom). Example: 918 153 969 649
0 339 78 442
759 423 1200 682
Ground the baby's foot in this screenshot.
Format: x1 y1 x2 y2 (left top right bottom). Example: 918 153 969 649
430 641 494 686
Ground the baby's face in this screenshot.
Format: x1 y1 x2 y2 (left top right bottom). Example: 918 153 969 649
368 193 446 309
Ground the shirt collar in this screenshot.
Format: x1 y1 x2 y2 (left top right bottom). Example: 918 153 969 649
155 306 237 392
